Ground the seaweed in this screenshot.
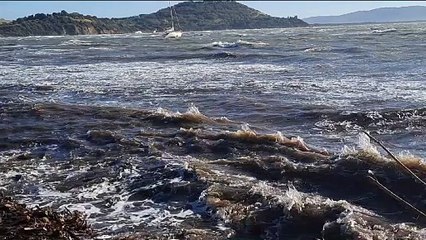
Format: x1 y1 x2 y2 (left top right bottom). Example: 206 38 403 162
0 193 94 240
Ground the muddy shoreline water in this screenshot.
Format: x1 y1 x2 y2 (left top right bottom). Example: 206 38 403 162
1 102 425 239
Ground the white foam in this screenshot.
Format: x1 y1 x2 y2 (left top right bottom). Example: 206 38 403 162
77 180 119 200
59 203 102 218
38 187 72 198
372 28 397 34
186 103 201 115
236 39 268 46
210 41 239 48
358 132 380 156
59 39 93 46
304 46 329 52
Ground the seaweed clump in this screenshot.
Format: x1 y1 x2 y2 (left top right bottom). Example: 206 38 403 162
0 194 94 240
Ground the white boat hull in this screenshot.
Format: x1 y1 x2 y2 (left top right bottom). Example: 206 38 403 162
164 31 182 39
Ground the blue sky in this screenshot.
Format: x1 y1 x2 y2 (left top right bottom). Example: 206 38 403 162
1 1 426 20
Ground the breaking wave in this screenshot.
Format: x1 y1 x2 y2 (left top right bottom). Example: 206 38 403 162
303 46 330 52
372 28 397 34
206 39 268 49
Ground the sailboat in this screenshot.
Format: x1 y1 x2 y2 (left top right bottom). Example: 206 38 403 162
164 2 182 39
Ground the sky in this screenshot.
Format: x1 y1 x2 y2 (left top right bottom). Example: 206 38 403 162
1 1 426 20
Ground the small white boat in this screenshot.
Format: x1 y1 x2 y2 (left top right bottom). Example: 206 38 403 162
163 1 183 39
164 30 182 39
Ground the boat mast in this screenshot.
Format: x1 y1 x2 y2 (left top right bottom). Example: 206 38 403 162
169 1 174 30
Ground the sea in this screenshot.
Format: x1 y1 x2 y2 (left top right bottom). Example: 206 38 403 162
0 22 425 239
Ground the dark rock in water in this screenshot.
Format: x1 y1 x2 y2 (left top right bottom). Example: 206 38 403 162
86 130 121 145
0 1 308 37
12 153 33 161
61 138 81 150
211 139 235 154
33 85 55 91
57 168 111 191
11 174 22 182
129 181 206 203
186 143 205 153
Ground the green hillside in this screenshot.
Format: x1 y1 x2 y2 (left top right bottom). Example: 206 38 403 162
0 1 308 37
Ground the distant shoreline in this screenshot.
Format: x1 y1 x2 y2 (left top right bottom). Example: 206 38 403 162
304 6 426 25
310 19 426 27
0 2 308 37
3 21 426 39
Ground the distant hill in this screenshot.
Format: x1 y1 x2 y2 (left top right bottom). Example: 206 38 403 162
0 1 307 37
0 18 10 24
304 6 426 24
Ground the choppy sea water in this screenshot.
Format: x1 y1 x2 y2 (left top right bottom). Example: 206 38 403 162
1 22 426 239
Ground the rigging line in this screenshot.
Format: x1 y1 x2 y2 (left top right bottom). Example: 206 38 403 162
363 131 426 187
367 170 426 218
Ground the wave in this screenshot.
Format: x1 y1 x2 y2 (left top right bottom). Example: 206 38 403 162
150 104 219 124
190 134 426 239
83 52 277 63
59 39 93 46
300 46 362 54
210 41 239 48
206 39 268 49
236 39 268 47
303 46 330 52
87 47 113 51
209 52 238 59
372 28 397 34
146 104 234 126
341 133 426 171
177 124 329 158
330 47 364 54
315 108 426 133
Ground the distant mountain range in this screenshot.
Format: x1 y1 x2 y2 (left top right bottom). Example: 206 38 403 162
0 1 307 37
304 6 426 24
